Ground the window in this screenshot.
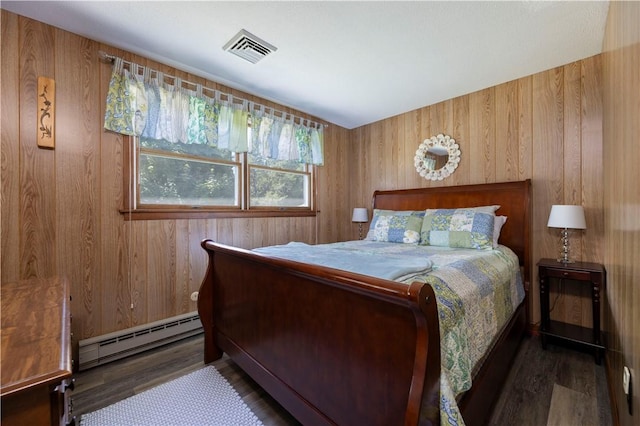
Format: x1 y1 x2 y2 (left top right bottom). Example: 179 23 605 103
138 137 240 208
104 57 324 220
124 136 315 219
247 149 311 209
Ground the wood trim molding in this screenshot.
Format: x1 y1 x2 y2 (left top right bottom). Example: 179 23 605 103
119 208 317 220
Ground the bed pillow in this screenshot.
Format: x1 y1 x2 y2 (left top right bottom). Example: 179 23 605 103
366 209 425 244
493 216 507 248
420 208 495 249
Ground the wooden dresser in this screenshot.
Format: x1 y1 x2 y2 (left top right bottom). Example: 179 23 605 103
1 277 74 426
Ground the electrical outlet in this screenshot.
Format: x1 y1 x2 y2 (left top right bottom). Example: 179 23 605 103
624 366 633 415
624 367 631 394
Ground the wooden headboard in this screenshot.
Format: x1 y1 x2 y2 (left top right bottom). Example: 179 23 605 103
372 180 532 285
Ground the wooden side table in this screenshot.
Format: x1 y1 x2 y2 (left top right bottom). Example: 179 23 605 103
538 258 606 364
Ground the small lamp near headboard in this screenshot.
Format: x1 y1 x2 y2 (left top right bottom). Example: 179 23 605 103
547 204 586 263
352 208 369 240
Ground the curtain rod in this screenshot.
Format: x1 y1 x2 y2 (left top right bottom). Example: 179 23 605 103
98 50 328 129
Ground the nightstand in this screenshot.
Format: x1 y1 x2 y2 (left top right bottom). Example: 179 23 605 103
538 258 606 364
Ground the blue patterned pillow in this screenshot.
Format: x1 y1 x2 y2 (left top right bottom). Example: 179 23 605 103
367 210 425 243
420 208 495 249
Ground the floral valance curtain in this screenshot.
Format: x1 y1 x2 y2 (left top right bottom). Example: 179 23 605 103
104 57 324 165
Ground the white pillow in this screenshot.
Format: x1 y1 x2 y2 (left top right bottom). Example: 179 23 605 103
493 216 507 248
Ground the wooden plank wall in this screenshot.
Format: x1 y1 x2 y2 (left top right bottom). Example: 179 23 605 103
2 9 610 356
602 2 640 424
349 55 604 328
1 11 350 343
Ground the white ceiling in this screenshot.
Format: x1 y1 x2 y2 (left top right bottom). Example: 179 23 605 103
2 1 610 129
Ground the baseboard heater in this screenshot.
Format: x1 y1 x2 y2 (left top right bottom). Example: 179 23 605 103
78 312 202 371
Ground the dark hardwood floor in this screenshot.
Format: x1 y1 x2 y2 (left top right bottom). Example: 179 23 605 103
71 333 611 425
72 334 299 425
490 336 612 426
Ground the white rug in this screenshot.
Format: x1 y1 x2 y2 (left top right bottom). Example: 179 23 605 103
81 366 264 426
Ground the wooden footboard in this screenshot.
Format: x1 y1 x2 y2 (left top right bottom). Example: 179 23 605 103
198 240 442 425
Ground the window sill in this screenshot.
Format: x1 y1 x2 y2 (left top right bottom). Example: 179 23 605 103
119 208 317 221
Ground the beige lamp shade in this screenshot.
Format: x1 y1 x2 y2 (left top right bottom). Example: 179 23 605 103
547 205 586 229
352 208 369 223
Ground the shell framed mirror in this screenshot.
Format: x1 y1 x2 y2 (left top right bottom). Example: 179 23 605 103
414 134 461 181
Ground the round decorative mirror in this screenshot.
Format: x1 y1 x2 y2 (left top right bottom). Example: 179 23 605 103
414 134 461 181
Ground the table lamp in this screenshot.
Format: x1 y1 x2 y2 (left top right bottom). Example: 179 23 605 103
547 205 586 263
352 208 369 240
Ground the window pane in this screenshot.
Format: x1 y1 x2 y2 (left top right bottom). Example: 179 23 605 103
249 167 309 207
140 153 238 206
248 152 304 172
141 137 234 161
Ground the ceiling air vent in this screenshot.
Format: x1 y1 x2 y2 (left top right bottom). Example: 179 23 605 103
223 29 277 64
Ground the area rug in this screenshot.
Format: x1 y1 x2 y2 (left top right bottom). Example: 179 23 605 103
81 366 264 426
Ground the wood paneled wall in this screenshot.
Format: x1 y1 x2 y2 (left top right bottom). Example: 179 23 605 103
349 56 604 328
2 9 615 372
1 11 350 343
602 2 640 424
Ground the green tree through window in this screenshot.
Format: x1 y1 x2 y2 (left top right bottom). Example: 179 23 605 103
134 137 312 211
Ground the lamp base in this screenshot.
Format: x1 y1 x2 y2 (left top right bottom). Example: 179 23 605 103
556 228 574 263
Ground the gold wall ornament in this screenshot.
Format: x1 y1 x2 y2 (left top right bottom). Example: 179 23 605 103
37 76 55 149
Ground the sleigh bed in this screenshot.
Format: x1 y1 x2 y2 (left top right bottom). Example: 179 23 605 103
198 180 531 425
